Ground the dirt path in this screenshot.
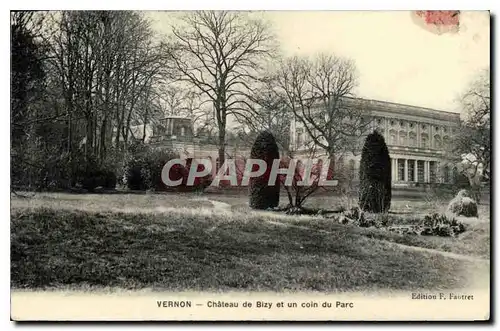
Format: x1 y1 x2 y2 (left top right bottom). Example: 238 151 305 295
382 241 489 263
208 200 232 212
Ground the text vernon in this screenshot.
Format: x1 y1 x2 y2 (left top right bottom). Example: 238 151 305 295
157 301 192 308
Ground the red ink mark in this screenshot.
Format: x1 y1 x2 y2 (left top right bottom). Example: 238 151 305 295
415 10 460 26
413 11 460 35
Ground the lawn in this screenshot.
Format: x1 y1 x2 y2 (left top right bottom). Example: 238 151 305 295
10 192 490 293
214 193 490 259
11 191 213 213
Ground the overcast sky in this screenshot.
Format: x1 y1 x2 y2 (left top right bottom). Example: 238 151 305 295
148 10 490 113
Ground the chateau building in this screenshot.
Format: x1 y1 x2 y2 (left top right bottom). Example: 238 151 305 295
290 97 462 187
131 116 195 144
140 98 462 188
135 115 247 161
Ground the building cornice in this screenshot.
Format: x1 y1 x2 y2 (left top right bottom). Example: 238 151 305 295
342 97 461 123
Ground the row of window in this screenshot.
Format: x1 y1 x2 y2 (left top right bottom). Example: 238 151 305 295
295 130 449 150
396 161 457 183
397 160 434 182
375 118 455 133
153 124 189 137
388 131 449 149
346 159 456 183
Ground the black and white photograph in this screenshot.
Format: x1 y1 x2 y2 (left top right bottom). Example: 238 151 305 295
9 8 491 321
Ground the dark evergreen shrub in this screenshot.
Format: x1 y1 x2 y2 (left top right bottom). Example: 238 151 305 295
358 130 391 213
249 131 280 209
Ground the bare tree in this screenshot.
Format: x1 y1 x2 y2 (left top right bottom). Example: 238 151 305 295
271 53 373 164
235 78 292 153
452 68 490 197
278 149 337 211
168 11 276 169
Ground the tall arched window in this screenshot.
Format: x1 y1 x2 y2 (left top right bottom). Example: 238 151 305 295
399 131 407 146
180 126 186 136
409 132 417 147
389 130 397 145
443 136 449 147
434 135 442 149
421 133 429 148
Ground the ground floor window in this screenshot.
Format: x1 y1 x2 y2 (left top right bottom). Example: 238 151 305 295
417 161 425 182
408 160 416 182
397 159 405 181
429 161 437 183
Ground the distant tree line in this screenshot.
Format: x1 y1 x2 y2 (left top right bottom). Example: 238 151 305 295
11 11 169 190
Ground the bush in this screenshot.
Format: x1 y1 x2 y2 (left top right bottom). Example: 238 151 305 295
456 189 471 198
249 131 280 210
358 131 391 213
80 169 116 191
77 157 117 192
447 190 479 217
123 143 180 191
145 148 181 191
183 158 212 192
420 213 467 237
122 143 212 192
336 207 382 228
447 197 478 217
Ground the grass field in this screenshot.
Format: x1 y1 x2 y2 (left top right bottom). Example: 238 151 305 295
10 192 490 293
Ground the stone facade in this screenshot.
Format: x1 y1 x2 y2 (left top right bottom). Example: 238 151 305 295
290 97 462 187
144 98 462 188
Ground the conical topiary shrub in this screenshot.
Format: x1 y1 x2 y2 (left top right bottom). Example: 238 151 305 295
358 130 391 213
249 131 280 209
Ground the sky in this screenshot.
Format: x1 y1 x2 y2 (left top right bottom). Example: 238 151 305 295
147 10 490 113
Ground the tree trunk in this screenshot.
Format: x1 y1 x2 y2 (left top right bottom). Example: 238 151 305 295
216 102 227 171
327 149 336 180
218 132 225 172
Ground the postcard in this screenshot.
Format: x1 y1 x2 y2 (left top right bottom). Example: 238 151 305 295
10 9 491 321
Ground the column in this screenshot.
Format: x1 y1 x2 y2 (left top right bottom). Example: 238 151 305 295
414 159 418 182
394 158 398 181
438 162 442 183
404 159 408 182
424 161 429 183
165 118 169 135
391 158 395 181
390 158 394 181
